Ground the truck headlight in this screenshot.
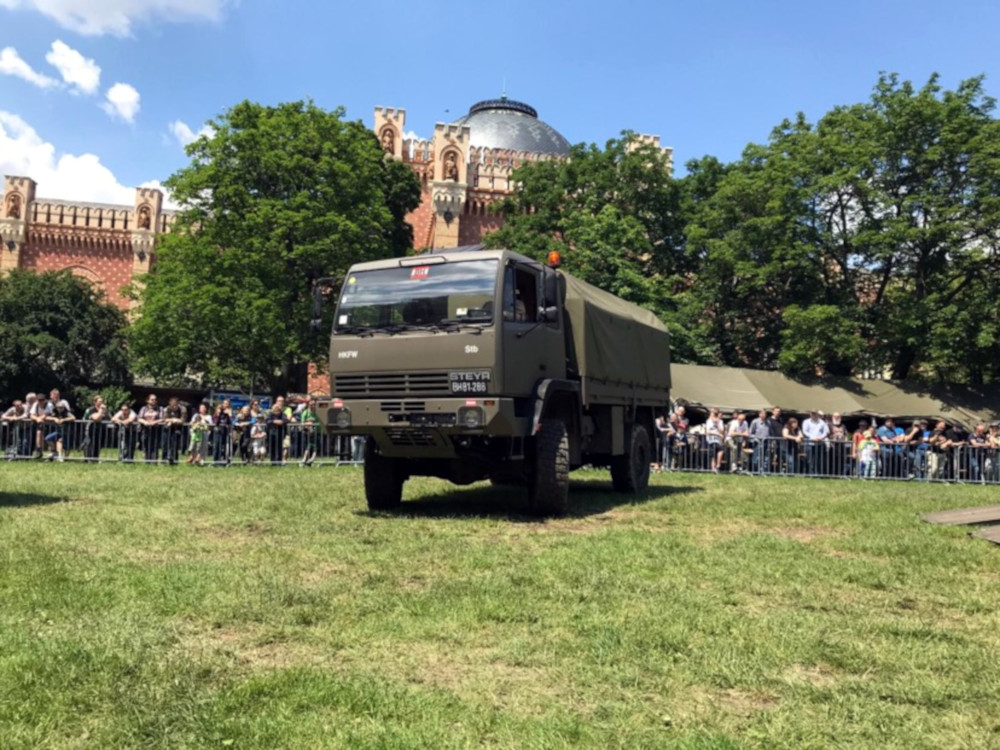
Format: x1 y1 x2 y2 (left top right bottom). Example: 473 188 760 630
333 408 351 429
458 406 483 429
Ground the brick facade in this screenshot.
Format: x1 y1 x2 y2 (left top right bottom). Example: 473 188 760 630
0 175 173 312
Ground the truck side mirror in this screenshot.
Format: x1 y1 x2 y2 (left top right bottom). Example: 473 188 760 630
541 306 559 324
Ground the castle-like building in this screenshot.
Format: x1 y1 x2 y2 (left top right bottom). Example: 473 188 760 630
376 96 672 249
0 97 671 312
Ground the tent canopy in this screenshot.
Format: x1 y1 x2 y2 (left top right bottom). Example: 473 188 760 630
672 364 1000 430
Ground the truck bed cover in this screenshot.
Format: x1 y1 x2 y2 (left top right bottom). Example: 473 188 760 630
561 272 671 394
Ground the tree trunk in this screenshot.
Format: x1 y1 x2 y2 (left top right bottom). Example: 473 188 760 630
891 347 916 380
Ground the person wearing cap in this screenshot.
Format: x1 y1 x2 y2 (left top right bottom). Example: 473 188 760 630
967 424 990 483
802 409 830 475
1 399 26 457
943 423 967 481
910 420 931 480
876 418 905 478
926 421 949 480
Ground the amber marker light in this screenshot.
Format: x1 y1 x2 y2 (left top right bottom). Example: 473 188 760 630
547 250 561 268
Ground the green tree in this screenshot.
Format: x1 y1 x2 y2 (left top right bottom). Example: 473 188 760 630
0 270 130 401
485 134 685 312
685 73 1000 381
130 100 421 394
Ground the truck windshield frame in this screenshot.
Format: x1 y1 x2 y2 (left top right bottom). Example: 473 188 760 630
334 259 499 333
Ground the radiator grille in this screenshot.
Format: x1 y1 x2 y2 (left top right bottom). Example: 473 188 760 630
335 372 450 397
379 401 427 413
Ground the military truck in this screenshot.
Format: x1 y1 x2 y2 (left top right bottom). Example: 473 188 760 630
315 246 671 513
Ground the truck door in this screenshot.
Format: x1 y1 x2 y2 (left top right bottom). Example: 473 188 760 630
501 262 565 396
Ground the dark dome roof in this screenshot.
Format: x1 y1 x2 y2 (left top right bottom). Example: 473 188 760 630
453 98 571 156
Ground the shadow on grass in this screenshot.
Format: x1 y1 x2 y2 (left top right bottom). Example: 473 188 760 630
362 478 701 523
0 492 71 508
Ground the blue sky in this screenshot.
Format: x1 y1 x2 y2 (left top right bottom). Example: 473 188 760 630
1 0 998 206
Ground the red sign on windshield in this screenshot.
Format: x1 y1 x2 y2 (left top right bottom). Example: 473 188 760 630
410 266 430 279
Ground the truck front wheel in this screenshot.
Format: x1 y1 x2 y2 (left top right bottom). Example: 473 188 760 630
529 419 570 515
363 437 404 511
611 423 651 493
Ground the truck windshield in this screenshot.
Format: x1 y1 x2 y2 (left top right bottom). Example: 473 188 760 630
335 259 498 332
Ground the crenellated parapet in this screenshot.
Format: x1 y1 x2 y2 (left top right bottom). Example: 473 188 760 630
432 122 471 184
374 106 406 159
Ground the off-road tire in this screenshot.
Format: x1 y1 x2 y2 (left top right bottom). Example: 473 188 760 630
363 437 403 511
610 423 651 493
528 419 570 515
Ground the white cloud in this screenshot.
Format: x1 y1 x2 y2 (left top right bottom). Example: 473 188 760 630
0 46 59 89
0 0 230 37
45 40 100 94
168 119 213 148
0 110 142 204
101 82 140 123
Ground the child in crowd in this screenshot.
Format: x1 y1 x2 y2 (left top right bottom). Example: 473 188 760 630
250 419 267 462
858 427 880 479
187 402 213 466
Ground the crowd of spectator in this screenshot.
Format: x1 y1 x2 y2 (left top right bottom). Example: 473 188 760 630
655 405 1000 483
0 390 365 466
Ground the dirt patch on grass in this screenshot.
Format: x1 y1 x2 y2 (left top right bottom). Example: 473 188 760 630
770 526 842 544
674 685 779 725
686 519 760 546
174 621 331 670
174 621 570 714
718 688 780 715
783 662 840 689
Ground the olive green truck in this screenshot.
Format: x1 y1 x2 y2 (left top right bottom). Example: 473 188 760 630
316 247 671 513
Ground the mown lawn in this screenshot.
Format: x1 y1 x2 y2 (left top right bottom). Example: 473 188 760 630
1 463 998 749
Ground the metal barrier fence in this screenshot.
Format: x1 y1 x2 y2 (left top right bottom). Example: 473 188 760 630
0 419 366 466
656 435 1000 484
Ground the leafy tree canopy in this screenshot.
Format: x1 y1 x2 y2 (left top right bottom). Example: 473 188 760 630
484 134 685 312
681 73 1000 381
0 270 130 402
130 100 421 394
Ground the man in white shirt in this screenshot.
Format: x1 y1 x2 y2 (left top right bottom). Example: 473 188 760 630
802 410 830 475
726 412 750 473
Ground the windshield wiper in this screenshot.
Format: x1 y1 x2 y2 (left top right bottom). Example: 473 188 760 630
337 324 409 337
438 319 487 334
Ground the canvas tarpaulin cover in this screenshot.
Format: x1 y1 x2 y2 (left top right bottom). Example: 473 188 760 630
672 364 1000 429
560 272 671 392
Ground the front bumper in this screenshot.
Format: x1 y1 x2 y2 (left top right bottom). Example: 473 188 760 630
316 397 529 458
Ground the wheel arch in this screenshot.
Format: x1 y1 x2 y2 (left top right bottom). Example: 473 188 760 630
531 379 582 466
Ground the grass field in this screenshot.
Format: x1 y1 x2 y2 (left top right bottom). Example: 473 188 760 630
1 463 998 749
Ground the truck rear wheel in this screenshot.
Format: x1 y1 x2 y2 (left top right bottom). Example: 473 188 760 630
529 419 570 515
364 437 403 511
611 423 651 493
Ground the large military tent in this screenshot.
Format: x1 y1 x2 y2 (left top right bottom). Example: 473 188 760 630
671 364 1000 429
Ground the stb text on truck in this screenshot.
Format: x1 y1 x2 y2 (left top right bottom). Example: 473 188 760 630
314 246 671 514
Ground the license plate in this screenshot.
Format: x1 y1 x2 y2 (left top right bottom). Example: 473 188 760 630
450 380 488 394
449 371 490 395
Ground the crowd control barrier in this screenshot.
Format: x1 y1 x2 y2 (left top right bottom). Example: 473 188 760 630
0 418 366 467
656 434 1000 484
